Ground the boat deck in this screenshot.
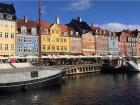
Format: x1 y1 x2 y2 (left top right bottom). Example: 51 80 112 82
0 66 60 74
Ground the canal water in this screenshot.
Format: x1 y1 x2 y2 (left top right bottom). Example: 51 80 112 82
1 73 140 105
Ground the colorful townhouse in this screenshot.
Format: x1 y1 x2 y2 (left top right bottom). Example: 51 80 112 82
91 25 108 56
116 30 131 57
16 18 39 57
131 30 139 56
69 27 82 55
108 31 119 56
41 18 70 55
0 3 16 56
68 17 95 55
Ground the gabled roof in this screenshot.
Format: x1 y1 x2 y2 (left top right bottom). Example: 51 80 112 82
17 19 37 28
40 21 53 29
58 24 69 32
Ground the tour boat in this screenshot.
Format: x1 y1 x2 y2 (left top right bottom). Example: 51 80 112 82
0 63 64 92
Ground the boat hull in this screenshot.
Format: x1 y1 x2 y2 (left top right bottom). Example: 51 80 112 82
0 72 63 93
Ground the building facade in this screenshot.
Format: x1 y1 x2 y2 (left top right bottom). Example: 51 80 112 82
0 3 16 56
68 17 95 55
69 27 82 55
16 18 39 56
117 31 131 57
82 33 95 55
41 22 70 55
91 26 108 56
136 32 140 56
108 32 119 56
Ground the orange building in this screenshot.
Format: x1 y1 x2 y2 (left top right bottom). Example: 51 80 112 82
82 33 95 55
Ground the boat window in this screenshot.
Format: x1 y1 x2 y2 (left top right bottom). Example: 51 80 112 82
31 71 38 78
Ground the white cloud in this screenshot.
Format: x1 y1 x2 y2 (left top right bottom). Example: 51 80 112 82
66 0 91 11
99 23 140 32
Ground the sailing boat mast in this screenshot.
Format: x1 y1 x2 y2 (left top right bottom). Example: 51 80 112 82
38 0 42 65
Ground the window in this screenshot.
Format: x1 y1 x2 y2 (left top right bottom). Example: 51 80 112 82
24 47 27 52
18 37 22 42
11 33 14 38
64 38 66 42
56 38 59 42
76 32 78 36
56 46 59 50
61 46 63 50
31 28 36 35
0 13 3 18
0 32 2 37
64 46 67 50
52 45 55 50
28 37 32 42
11 22 14 28
52 37 55 42
6 14 12 19
5 32 8 38
35 38 38 43
47 37 50 42
11 44 14 50
64 32 68 36
44 29 48 34
5 44 8 50
5 22 8 28
43 45 46 50
0 44 2 50
24 37 27 42
19 47 22 52
47 45 50 50
21 26 27 34
35 48 38 53
70 31 73 35
28 47 32 53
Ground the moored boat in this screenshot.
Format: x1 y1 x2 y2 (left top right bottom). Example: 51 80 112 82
0 63 64 93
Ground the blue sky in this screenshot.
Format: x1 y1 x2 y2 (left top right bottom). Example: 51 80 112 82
1 0 140 32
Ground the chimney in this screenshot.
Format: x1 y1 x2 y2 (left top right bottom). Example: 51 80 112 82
24 16 28 23
77 17 82 22
56 17 60 24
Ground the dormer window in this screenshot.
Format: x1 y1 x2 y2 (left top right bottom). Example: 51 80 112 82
76 32 79 36
31 28 36 35
6 14 12 20
21 26 27 34
64 32 68 36
70 31 73 35
44 29 48 34
0 13 3 19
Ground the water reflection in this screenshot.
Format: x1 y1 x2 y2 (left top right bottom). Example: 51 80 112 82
0 73 140 105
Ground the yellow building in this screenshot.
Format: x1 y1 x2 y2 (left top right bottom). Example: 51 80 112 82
0 3 16 56
41 22 70 55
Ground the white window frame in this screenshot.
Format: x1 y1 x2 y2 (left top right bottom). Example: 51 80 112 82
6 14 12 20
21 26 27 34
0 13 3 18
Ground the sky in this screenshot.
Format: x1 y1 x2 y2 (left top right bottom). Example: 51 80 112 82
1 0 140 32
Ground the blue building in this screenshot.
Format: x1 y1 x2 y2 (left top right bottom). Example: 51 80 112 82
16 18 39 57
108 32 119 56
